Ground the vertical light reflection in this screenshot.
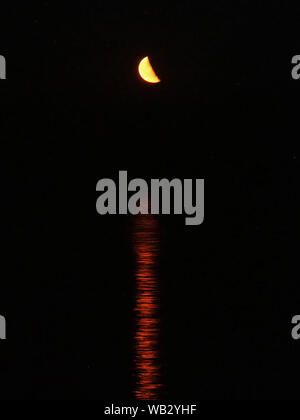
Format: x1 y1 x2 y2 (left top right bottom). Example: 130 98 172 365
133 215 163 400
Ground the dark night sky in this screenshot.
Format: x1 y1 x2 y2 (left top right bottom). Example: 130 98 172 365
0 1 299 400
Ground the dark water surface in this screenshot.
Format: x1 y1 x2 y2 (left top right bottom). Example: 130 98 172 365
132 215 163 400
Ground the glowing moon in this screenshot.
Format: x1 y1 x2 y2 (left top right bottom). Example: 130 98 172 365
138 57 161 84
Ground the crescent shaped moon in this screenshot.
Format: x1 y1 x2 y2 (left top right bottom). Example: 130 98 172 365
138 57 161 84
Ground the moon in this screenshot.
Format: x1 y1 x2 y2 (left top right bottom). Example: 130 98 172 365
138 57 161 84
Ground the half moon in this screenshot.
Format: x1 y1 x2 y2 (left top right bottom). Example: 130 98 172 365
138 57 161 84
